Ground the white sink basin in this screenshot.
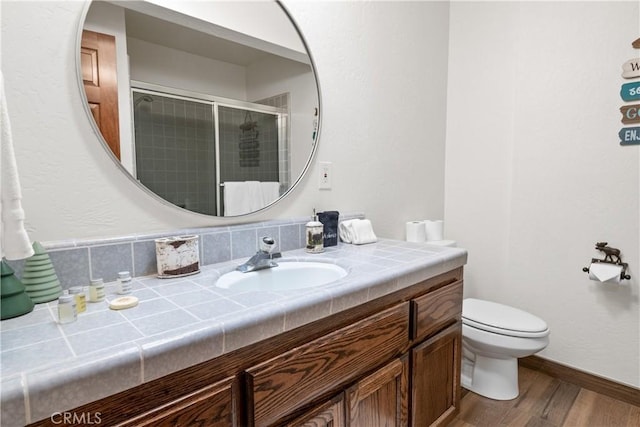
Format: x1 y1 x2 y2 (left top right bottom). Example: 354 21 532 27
215 262 348 291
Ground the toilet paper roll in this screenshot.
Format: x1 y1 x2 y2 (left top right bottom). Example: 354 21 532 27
406 221 426 242
588 262 623 284
424 220 444 241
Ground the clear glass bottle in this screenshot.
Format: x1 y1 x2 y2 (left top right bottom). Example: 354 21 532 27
88 278 105 302
57 292 77 324
117 271 132 294
68 286 86 313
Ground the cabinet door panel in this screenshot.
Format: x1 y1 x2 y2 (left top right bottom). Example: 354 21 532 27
118 376 238 427
347 356 409 427
411 322 461 427
247 303 410 427
284 394 345 427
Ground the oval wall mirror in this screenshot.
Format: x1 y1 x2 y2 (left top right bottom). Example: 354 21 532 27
77 0 320 217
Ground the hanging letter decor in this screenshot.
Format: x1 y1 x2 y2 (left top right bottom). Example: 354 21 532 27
620 38 640 145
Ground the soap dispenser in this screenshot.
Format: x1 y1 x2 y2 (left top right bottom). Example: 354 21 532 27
305 210 324 253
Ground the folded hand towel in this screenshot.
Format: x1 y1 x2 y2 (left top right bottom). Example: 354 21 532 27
1 71 34 260
351 219 377 245
339 219 357 243
339 219 377 245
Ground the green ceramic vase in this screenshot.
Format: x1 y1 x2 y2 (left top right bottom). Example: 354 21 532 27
21 242 63 303
1 260 35 320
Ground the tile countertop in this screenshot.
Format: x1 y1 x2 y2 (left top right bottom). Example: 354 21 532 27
0 239 467 426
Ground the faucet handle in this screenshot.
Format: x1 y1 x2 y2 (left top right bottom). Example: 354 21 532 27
259 236 276 253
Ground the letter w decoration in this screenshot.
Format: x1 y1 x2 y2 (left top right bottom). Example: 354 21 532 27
622 58 640 79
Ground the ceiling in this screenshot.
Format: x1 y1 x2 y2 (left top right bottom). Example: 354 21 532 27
124 8 271 67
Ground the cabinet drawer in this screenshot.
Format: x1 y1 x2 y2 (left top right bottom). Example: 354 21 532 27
246 302 410 427
118 376 238 427
412 280 463 342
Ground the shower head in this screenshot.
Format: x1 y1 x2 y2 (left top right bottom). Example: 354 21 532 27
134 95 154 108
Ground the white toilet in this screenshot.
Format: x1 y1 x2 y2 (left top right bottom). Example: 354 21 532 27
461 298 550 400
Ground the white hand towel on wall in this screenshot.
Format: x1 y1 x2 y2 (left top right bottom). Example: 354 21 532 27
224 181 258 216
1 71 34 260
260 182 280 206
245 181 263 207
224 181 280 216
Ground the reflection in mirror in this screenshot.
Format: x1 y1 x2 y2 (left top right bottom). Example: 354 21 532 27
79 0 320 216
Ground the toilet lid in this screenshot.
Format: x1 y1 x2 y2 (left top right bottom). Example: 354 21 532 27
462 298 549 338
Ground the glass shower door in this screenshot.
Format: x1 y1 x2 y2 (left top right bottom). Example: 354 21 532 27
132 91 217 215
216 104 281 215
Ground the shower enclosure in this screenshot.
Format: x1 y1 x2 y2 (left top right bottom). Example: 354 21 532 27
131 85 289 216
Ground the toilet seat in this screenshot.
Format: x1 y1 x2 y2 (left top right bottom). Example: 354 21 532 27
462 298 549 338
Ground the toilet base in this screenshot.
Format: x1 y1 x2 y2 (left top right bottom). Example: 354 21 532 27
461 354 519 400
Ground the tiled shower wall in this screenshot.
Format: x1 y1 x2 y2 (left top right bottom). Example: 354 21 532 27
5 213 363 290
218 106 279 182
133 92 290 217
133 93 217 216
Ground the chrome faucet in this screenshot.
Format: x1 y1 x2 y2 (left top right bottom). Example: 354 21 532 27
236 236 281 273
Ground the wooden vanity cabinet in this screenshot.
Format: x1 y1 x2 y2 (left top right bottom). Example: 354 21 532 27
278 356 410 427
27 268 463 427
246 303 410 426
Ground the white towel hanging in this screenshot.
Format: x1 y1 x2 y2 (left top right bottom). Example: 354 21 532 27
1 71 34 260
223 181 280 216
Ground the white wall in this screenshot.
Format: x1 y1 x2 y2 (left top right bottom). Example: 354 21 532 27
145 0 307 58
445 1 640 388
288 0 450 237
127 38 248 100
1 0 449 243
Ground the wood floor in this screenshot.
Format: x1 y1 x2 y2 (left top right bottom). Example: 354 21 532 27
448 366 640 427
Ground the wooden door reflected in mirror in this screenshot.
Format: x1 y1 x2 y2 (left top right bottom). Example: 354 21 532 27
81 29 120 160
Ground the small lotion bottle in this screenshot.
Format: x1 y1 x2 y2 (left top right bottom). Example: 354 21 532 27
57 292 77 324
89 278 105 302
68 286 86 313
117 271 132 294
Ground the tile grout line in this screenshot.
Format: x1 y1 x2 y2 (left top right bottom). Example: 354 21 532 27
52 304 78 359
21 372 32 425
